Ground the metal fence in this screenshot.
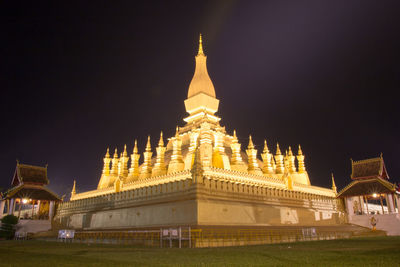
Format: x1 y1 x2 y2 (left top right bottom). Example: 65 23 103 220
71 227 353 248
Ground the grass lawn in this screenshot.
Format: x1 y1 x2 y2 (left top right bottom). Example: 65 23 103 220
0 236 399 266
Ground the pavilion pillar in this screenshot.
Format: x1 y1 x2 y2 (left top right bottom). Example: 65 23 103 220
31 200 35 219
345 197 354 215
37 200 41 219
379 195 385 214
17 199 22 219
8 198 15 215
363 196 369 215
386 194 395 213
49 201 55 221
358 196 364 214
0 200 5 218
394 194 399 213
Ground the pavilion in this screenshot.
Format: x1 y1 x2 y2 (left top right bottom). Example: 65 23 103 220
0 161 60 234
337 155 400 235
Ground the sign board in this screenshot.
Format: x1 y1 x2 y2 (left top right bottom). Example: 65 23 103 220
58 229 75 239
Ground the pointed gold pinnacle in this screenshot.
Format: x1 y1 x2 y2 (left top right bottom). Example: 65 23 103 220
198 33 204 55
298 144 303 155
159 131 164 147
133 140 138 154
146 136 151 151
276 143 281 155
248 135 254 149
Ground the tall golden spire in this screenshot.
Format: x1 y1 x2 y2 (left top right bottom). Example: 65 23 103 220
198 33 204 55
261 140 273 174
297 145 306 173
246 135 262 175
152 131 167 176
127 140 140 182
120 144 129 178
288 146 296 173
102 148 111 176
110 148 119 176
230 130 246 172
184 34 219 124
140 136 153 179
168 130 184 173
275 143 284 174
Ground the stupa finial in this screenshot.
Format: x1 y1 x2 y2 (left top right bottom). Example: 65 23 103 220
146 136 151 151
198 33 204 55
276 143 282 155
248 135 254 149
133 140 138 154
298 144 303 155
158 131 164 147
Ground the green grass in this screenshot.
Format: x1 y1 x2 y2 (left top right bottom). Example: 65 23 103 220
0 237 399 266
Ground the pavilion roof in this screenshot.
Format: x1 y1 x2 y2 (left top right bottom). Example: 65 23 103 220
337 177 396 198
11 162 49 187
2 183 60 201
351 156 389 180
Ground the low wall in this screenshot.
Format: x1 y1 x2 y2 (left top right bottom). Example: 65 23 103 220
55 176 344 230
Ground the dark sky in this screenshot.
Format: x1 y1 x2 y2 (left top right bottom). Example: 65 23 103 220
1 1 399 198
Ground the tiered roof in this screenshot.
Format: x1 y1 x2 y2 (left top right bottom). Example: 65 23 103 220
351 155 389 180
3 162 60 201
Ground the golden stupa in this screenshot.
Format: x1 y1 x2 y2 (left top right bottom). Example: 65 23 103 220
56 35 341 230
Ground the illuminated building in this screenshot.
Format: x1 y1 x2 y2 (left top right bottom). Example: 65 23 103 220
55 35 341 230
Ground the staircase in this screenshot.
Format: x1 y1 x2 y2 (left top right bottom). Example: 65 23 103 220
349 214 400 236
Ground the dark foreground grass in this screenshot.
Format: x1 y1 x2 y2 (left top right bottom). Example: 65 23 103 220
0 236 399 266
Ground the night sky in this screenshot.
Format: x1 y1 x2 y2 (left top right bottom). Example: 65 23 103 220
2 1 399 199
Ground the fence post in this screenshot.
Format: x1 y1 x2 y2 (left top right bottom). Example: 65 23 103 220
189 227 191 248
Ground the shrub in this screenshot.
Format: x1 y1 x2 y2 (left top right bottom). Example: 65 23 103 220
0 214 18 239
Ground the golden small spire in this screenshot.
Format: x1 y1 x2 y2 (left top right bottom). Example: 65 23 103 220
297 145 306 173
140 136 153 179
146 136 151 151
127 139 140 182
153 131 167 176
261 139 273 174
175 126 179 137
263 140 269 153
113 148 118 158
233 130 237 141
274 143 284 174
246 135 262 175
288 146 293 156
276 143 282 155
158 131 164 146
298 145 303 155
331 173 337 193
123 144 128 157
105 147 110 158
71 180 76 195
198 33 204 55
248 135 254 149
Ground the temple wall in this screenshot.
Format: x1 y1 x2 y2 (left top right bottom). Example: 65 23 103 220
196 176 343 226
55 175 344 230
66 200 197 229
